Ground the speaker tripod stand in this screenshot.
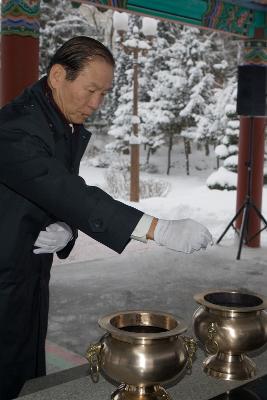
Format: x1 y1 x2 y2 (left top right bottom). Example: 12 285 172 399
216 117 267 260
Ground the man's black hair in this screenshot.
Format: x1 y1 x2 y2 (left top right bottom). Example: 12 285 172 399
47 36 115 80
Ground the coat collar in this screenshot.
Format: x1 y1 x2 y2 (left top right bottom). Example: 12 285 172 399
30 76 91 143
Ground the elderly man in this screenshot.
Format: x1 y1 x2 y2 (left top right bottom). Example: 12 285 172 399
0 36 212 399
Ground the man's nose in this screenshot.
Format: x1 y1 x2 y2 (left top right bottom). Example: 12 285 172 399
87 93 103 110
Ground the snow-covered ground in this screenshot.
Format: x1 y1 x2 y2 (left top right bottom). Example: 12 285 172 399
54 143 267 265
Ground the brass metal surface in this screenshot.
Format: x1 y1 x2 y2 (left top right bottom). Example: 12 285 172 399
193 289 267 380
111 384 172 399
86 310 196 400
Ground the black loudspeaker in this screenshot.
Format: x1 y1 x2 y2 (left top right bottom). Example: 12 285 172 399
236 65 267 116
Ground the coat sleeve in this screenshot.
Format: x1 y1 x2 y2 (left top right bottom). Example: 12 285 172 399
0 129 144 254
56 229 78 259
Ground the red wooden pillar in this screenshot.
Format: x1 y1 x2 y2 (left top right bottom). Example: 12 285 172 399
236 117 266 246
0 1 40 107
235 31 267 247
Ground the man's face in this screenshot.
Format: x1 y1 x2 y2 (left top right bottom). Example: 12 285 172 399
49 57 114 124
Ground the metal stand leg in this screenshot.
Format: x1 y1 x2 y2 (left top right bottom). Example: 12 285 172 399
236 200 250 260
216 205 243 244
216 117 267 260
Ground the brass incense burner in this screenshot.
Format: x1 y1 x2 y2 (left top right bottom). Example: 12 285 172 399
193 289 267 381
86 310 197 400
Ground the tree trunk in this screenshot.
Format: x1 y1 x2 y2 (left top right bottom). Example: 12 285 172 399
197 141 202 151
146 147 151 165
205 140 210 156
184 137 190 176
167 134 173 175
187 140 191 155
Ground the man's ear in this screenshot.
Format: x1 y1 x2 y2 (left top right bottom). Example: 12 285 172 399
48 64 66 89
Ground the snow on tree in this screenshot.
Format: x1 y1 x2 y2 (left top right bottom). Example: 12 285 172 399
207 77 239 190
107 17 239 176
206 166 237 191
106 85 133 154
138 22 187 174
108 20 191 173
178 29 227 148
107 14 149 155
144 25 231 174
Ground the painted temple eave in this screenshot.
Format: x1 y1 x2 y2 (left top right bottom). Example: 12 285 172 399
70 0 266 39
1 0 40 38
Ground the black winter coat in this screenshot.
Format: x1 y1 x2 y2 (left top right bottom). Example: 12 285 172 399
0 77 143 399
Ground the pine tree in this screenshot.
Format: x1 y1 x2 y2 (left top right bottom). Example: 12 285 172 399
143 25 228 174
179 29 226 143
106 12 240 177
142 23 186 174
206 77 239 190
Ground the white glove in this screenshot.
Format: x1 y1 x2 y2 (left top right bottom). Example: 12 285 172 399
33 222 73 254
154 218 213 254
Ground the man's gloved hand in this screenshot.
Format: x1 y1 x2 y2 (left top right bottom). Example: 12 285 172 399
154 218 213 254
33 222 73 254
